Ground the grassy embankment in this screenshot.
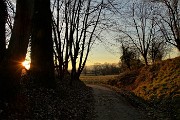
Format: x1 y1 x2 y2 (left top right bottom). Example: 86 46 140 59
80 57 180 120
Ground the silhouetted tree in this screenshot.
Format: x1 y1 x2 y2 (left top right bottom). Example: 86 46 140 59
52 0 116 82
153 0 180 51
118 1 159 65
0 0 7 62
149 39 166 63
31 0 55 88
0 0 34 101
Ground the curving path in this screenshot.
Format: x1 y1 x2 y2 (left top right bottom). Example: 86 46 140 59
88 85 150 120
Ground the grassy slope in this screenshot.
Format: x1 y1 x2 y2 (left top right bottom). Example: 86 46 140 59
134 57 179 101
108 57 180 119
134 57 180 119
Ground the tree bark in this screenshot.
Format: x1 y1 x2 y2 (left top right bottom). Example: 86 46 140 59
31 0 55 88
0 0 34 101
175 38 180 51
0 0 7 62
142 54 148 66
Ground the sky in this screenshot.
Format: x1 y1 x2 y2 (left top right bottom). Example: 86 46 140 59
9 0 120 67
85 35 180 66
10 0 180 67
86 42 120 66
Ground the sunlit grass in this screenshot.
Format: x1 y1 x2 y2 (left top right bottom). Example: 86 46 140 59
133 57 180 102
105 57 180 119
80 75 118 84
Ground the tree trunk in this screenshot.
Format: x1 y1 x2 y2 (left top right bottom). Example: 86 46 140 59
143 54 148 66
0 0 7 62
175 38 180 51
31 0 55 88
0 0 34 101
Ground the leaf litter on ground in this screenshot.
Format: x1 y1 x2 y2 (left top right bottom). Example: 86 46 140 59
0 75 95 120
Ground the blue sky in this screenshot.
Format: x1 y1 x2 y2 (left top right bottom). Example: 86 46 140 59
10 0 180 66
86 33 180 66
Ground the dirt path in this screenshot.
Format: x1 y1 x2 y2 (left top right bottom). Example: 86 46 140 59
88 85 149 120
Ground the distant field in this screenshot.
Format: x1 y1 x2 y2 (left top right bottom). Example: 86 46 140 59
80 75 118 84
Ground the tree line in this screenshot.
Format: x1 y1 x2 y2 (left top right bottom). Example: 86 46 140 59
82 63 120 76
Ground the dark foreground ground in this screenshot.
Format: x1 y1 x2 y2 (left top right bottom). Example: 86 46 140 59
0 75 175 120
0 76 94 120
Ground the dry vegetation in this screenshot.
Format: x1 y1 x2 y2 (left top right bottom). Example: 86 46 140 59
81 57 180 120
80 75 118 85
108 57 180 120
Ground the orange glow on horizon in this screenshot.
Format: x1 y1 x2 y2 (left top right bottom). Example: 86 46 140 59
22 61 30 70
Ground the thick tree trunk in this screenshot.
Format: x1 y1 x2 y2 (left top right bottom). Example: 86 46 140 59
175 38 180 51
0 0 7 62
31 0 55 88
0 0 34 101
143 54 148 66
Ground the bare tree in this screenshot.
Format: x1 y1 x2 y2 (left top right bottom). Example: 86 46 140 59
52 0 116 82
148 37 167 63
154 0 180 51
117 1 159 65
69 0 103 80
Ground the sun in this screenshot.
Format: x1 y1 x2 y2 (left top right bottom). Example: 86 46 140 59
22 61 30 70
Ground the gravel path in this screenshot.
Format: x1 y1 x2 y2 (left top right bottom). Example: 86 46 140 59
88 85 150 120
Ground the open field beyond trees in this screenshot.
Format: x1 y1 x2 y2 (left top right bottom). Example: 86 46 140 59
80 75 118 85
